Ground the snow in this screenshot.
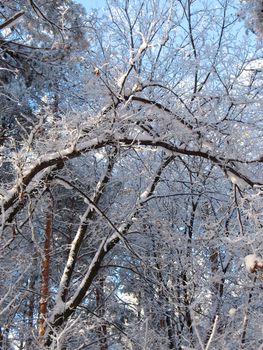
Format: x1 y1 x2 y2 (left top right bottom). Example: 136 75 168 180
50 297 66 323
53 298 66 315
116 73 128 88
53 178 72 189
244 254 258 272
244 253 263 272
228 308 237 317
226 170 249 189
140 190 149 201
202 140 214 151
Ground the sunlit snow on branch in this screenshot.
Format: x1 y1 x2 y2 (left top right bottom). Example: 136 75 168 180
244 253 263 273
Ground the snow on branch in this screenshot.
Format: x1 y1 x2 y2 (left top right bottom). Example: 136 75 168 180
2 132 263 234
244 253 263 273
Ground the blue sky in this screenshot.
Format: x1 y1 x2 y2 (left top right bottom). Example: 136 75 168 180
77 0 106 10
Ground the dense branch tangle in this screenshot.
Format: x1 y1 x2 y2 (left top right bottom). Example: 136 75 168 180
1 101 261 345
1 105 262 225
1 1 263 349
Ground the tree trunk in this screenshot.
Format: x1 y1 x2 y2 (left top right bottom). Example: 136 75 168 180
39 194 53 338
26 252 38 348
95 276 108 350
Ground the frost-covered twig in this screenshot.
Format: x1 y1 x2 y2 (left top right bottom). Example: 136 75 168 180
205 315 219 350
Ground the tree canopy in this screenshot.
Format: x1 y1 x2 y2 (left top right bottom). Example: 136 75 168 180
1 1 263 349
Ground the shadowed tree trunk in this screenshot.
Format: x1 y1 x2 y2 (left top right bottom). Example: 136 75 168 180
39 193 53 338
96 276 108 350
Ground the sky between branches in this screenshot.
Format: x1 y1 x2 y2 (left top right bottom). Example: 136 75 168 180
77 0 105 10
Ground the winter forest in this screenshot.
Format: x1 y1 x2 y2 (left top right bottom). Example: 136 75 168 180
2 0 263 349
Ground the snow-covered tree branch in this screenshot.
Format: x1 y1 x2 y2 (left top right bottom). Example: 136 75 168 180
1 0 263 349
